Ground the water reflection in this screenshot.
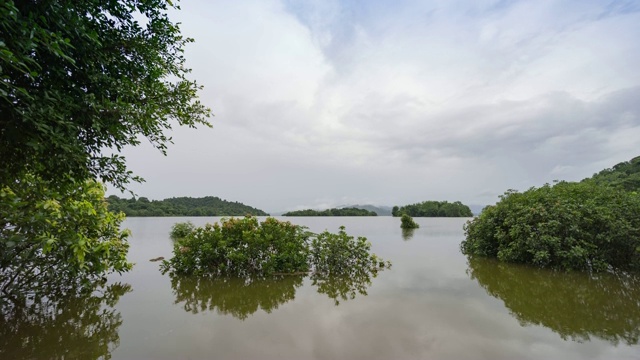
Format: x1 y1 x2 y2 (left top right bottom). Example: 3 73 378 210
170 274 304 320
170 271 378 318
467 257 640 345
0 281 131 359
401 228 416 241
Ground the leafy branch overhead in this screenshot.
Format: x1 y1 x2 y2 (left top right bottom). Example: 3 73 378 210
0 0 211 191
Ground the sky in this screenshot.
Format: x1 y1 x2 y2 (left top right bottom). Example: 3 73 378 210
113 0 640 213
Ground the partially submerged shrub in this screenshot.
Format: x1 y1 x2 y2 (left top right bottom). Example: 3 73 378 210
161 216 390 277
170 221 196 240
461 181 640 272
400 214 419 229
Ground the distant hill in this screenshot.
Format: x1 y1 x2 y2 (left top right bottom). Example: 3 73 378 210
106 196 269 216
584 155 640 192
282 207 377 216
339 204 393 216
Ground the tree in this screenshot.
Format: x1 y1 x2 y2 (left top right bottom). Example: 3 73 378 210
400 214 419 229
0 0 210 295
0 0 211 191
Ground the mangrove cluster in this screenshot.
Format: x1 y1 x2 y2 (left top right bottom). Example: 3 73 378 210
107 196 268 217
161 216 390 277
461 156 640 272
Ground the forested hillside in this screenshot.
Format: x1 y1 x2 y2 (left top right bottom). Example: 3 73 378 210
282 207 377 216
392 201 473 217
107 196 268 216
585 156 640 192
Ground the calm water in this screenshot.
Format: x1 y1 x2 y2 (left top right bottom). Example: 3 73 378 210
3 217 640 359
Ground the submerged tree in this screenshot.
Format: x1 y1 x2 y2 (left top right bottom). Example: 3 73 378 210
400 214 419 229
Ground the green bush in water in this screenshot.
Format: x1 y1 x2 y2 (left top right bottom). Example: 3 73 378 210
461 181 640 272
169 221 196 240
161 216 390 277
400 214 419 229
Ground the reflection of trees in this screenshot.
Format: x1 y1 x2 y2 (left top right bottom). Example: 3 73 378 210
311 271 373 305
0 281 131 359
170 269 381 318
170 274 304 320
467 257 640 345
401 228 415 241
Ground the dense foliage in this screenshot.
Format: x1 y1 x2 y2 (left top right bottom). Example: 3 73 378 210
107 195 268 216
0 0 210 191
161 216 390 277
461 181 640 272
0 176 132 296
392 201 472 217
170 221 196 240
585 155 640 192
467 257 640 345
282 207 377 216
400 214 420 229
1 0 209 297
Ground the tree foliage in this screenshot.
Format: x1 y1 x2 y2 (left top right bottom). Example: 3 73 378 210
461 181 640 272
161 216 390 277
0 176 132 297
0 0 211 191
1 0 210 296
585 155 640 192
400 214 419 229
392 200 472 217
107 195 268 216
282 207 377 216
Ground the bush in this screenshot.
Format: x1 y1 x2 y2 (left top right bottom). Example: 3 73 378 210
461 181 640 272
161 216 390 277
170 222 196 240
400 214 420 229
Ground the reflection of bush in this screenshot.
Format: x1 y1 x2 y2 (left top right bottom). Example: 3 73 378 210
311 271 373 306
467 257 640 345
0 281 131 359
169 274 304 320
401 228 415 241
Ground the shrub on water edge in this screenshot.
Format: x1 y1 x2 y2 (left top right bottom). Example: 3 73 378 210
161 216 390 277
461 181 640 272
400 214 420 229
170 221 196 240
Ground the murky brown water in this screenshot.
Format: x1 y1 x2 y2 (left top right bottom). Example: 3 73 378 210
2 217 639 359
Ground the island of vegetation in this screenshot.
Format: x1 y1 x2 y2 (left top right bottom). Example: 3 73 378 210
282 207 377 216
400 214 419 229
461 156 640 272
392 200 473 217
162 216 390 277
106 196 268 216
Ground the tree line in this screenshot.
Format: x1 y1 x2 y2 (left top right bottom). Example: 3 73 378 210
106 196 268 217
282 207 377 216
392 201 473 217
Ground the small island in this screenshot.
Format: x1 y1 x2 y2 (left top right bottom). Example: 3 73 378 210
282 207 377 216
106 195 269 216
392 200 473 217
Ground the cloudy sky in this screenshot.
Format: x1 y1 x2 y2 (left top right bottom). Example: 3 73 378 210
114 0 640 213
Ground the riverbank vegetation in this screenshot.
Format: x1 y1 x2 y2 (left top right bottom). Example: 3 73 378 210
282 207 377 216
161 216 390 277
462 156 640 272
392 201 473 217
107 196 268 217
0 0 210 297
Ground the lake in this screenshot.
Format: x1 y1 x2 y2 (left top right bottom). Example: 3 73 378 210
3 216 640 359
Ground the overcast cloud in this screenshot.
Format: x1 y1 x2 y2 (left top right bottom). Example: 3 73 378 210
113 0 640 213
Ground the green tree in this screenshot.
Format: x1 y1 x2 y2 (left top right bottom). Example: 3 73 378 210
0 0 210 296
461 182 640 272
400 214 419 229
0 0 211 191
